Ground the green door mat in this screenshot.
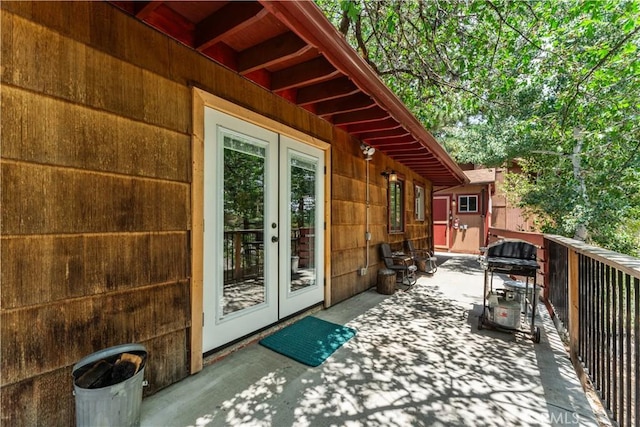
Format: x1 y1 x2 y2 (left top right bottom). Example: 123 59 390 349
259 316 356 367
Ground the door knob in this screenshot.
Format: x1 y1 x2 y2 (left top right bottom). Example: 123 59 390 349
271 236 279 243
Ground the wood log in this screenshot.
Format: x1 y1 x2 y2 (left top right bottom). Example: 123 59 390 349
119 353 143 374
377 269 396 295
75 360 112 389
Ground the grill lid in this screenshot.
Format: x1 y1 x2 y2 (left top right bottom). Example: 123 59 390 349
485 239 537 260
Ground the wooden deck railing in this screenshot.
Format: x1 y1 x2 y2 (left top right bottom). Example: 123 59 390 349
223 229 264 283
223 228 313 283
544 235 639 427
489 228 639 426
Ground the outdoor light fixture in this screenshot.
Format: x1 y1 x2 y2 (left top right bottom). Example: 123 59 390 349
381 170 398 182
360 143 376 159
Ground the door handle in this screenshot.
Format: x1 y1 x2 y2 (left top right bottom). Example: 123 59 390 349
271 236 279 243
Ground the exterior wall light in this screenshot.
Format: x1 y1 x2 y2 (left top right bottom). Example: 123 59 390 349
381 170 398 182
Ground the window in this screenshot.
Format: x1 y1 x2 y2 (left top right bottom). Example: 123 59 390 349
389 180 404 232
415 184 425 221
458 195 478 213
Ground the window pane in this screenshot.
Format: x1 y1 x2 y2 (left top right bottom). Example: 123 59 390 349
389 181 404 232
290 154 317 292
459 197 467 212
458 195 478 213
222 133 266 316
469 197 477 212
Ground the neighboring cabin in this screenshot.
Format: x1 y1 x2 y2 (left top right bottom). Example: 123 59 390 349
434 164 537 254
1 1 467 425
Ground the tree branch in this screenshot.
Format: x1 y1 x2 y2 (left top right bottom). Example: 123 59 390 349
338 7 351 36
353 12 379 73
486 0 543 51
561 24 640 127
614 139 640 173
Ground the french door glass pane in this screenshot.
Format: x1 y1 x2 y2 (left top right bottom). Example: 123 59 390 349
390 181 404 232
290 155 317 292
222 133 266 315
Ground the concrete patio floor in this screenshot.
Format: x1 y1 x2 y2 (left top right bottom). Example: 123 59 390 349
141 253 603 426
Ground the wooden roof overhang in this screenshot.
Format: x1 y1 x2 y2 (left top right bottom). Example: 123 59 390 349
108 0 468 187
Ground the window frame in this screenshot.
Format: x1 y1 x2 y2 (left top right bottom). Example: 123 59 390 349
457 194 479 214
388 178 405 233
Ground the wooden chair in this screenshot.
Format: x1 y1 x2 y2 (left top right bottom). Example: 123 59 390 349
404 240 438 274
380 243 417 287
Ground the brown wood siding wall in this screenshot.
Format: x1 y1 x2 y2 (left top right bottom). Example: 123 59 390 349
1 3 190 425
0 1 332 425
330 130 433 304
1 1 433 424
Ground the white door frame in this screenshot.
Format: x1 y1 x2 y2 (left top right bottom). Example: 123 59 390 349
279 136 325 318
190 89 331 373
202 108 280 352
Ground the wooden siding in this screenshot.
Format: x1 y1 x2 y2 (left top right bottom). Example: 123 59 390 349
1 1 434 425
492 168 537 232
329 129 434 305
1 2 195 424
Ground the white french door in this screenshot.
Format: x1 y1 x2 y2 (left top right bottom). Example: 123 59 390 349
279 136 324 318
202 109 324 352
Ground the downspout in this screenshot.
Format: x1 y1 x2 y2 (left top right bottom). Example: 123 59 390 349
480 187 487 248
360 144 374 276
365 156 371 271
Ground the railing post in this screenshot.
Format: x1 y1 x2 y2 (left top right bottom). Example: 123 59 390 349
568 248 580 363
234 232 242 280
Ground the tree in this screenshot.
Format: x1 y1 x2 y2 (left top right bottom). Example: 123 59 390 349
224 148 264 230
317 0 640 256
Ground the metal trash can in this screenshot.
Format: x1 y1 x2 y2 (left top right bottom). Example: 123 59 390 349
72 344 147 427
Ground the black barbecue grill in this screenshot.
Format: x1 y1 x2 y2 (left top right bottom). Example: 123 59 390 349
478 239 541 343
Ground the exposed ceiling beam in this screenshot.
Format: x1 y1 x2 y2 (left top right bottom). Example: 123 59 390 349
108 0 467 186
134 1 162 20
195 2 266 51
394 159 442 166
203 42 237 69
331 107 388 126
400 159 443 166
382 149 433 157
345 117 401 133
315 93 375 116
238 32 311 74
357 128 408 140
139 3 194 46
271 57 340 91
261 1 468 185
296 77 359 105
379 145 421 153
372 134 416 145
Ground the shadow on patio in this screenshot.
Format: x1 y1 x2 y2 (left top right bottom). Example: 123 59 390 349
141 254 600 426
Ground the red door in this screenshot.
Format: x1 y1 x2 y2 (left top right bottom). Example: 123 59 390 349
433 196 450 250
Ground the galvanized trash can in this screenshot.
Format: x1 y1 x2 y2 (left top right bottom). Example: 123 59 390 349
72 344 147 427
